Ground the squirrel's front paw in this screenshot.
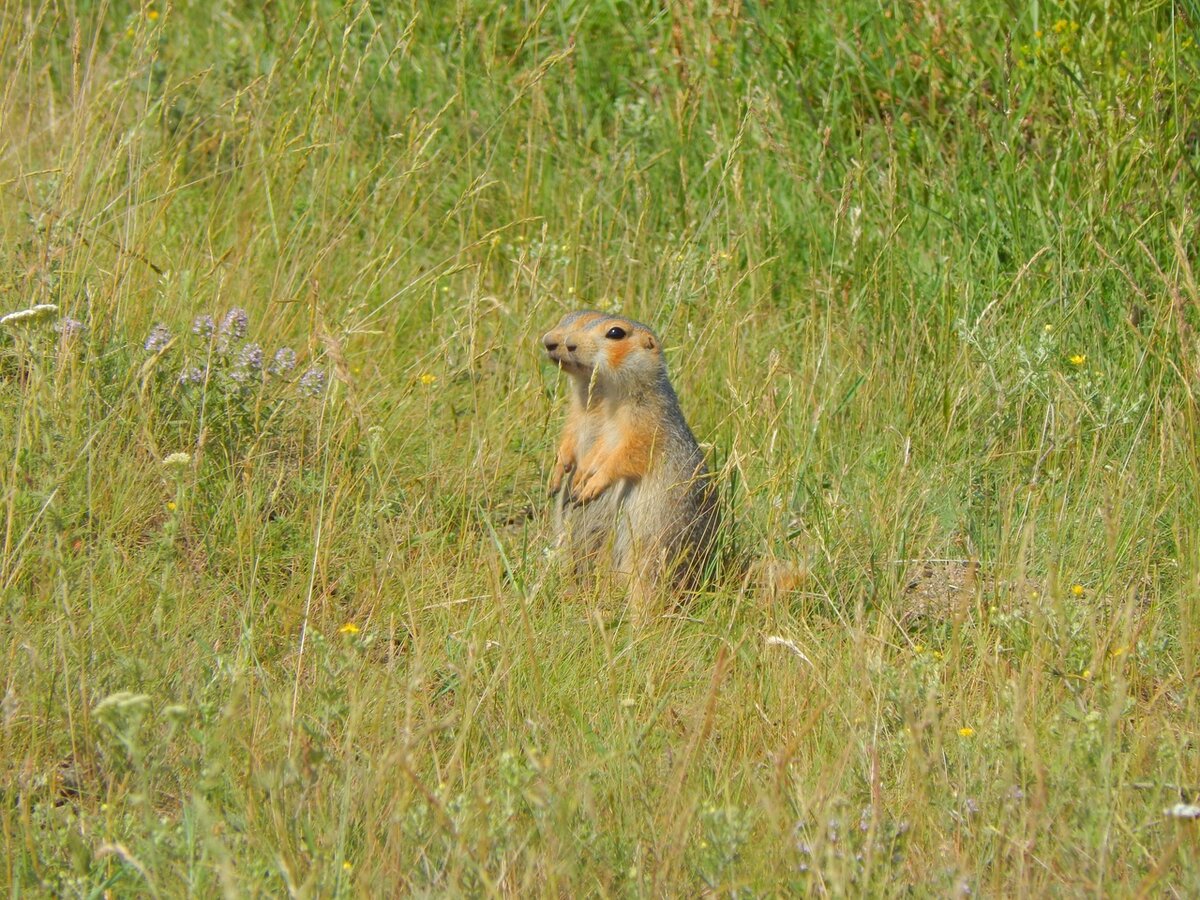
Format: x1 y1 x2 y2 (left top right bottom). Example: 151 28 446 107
572 470 610 504
548 459 574 494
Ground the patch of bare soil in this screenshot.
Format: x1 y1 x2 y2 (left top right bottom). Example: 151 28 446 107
898 559 989 625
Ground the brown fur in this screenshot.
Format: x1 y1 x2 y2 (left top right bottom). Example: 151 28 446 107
542 310 718 622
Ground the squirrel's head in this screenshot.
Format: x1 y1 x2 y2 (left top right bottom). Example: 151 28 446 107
542 310 666 398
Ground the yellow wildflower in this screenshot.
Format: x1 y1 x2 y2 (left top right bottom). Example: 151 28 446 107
342 860 353 872
1081 669 1092 680
1071 583 1085 597
959 727 975 738
419 373 437 385
148 9 159 20
166 501 177 511
1053 19 1068 34
1068 354 1086 366
338 622 360 635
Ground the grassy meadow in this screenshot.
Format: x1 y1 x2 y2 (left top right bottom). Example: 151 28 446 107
3 0 1200 894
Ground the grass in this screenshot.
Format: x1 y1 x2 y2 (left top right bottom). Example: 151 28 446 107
2 0 1199 894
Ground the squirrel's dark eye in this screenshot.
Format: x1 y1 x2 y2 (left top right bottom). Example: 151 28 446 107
605 326 627 340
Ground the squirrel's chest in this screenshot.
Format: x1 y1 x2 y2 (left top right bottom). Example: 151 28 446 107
575 416 622 456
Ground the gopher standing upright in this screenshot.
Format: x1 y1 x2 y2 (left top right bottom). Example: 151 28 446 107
542 310 718 618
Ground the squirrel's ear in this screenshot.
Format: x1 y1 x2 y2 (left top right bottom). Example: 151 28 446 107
643 336 656 350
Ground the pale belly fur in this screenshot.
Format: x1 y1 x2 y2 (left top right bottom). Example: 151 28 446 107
554 456 699 581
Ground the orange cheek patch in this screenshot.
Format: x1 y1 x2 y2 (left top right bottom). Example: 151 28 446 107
605 339 632 370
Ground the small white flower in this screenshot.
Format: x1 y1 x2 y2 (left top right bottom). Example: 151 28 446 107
1 304 58 328
93 691 152 716
162 452 192 469
1166 803 1200 820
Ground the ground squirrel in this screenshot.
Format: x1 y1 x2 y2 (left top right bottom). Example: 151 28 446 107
542 310 718 617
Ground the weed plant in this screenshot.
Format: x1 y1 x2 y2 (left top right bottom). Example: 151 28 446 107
2 1 1199 895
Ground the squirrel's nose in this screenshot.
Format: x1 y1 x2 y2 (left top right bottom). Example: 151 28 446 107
565 344 577 352
544 338 558 352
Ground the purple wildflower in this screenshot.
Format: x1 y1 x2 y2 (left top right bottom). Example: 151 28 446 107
179 366 205 385
192 314 216 338
298 366 326 397
963 797 979 816
55 317 85 337
270 347 296 374
144 324 172 353
237 342 264 371
218 307 249 340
